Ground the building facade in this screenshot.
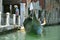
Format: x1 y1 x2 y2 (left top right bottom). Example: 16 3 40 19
1 0 45 13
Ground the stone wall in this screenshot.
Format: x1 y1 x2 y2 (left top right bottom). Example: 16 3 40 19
45 0 60 25
0 0 2 12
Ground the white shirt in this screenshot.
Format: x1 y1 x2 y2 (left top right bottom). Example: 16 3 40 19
32 1 40 10
29 2 34 10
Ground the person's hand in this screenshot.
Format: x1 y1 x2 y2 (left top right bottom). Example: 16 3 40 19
41 21 46 25
41 18 46 26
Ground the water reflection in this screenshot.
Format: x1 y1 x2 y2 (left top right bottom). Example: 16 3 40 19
0 25 60 40
0 30 26 40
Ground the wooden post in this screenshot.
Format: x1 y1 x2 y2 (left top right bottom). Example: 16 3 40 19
6 12 10 26
0 12 1 26
13 14 16 25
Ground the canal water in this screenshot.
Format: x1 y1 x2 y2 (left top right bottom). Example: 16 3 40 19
0 25 60 40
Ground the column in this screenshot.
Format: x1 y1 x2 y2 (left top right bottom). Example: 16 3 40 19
6 12 10 26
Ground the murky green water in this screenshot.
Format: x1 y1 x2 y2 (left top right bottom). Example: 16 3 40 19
0 25 60 40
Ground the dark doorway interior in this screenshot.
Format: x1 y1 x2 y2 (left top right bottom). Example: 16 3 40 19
3 0 10 13
3 5 10 13
3 0 20 13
